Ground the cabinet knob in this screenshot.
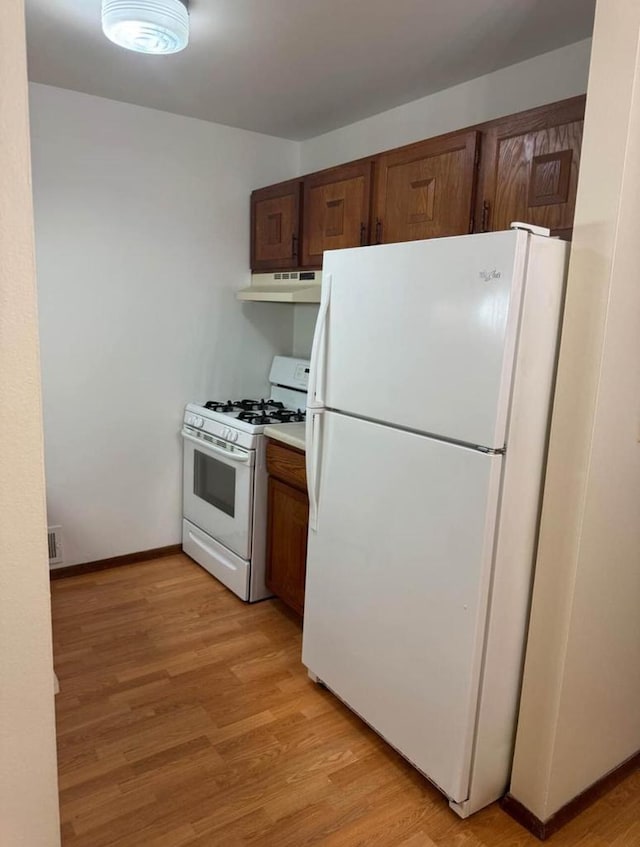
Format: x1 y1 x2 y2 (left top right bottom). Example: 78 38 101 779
360 223 367 246
291 233 299 258
375 218 382 244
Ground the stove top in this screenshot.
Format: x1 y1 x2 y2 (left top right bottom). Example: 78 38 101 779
185 399 306 446
202 399 305 426
184 357 310 447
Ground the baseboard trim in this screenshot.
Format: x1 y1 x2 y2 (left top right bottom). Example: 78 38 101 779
502 749 640 840
500 795 548 840
49 544 182 579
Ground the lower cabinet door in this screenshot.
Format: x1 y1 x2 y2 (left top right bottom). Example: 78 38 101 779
266 477 309 615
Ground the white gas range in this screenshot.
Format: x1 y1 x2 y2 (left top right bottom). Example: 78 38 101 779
181 356 309 601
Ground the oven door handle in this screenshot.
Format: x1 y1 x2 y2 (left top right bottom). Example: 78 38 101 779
181 429 252 463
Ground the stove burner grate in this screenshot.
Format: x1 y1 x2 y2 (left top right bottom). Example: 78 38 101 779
206 398 287 413
238 398 285 411
237 411 263 423
204 400 238 412
235 408 306 425
271 409 306 423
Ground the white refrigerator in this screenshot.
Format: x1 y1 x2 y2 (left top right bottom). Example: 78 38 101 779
302 226 569 817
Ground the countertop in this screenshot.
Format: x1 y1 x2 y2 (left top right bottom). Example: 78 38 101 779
264 422 306 452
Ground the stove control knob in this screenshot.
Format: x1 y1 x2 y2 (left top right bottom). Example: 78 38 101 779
195 417 204 428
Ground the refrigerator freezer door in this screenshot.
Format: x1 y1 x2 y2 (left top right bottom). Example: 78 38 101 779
302 412 503 803
320 230 528 449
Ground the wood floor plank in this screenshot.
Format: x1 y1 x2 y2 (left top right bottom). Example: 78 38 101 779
52 554 640 846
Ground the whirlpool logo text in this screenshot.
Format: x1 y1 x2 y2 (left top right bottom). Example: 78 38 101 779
479 269 502 282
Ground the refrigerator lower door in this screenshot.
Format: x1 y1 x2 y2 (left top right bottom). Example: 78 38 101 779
302 411 503 803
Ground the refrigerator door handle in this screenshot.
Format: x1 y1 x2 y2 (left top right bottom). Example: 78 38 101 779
307 273 332 408
306 408 323 531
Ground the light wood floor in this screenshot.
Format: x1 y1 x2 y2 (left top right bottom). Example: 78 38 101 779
52 554 640 846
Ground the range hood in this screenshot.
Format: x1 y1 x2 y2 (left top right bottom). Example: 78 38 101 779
236 271 322 303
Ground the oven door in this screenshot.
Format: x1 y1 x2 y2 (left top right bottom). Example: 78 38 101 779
182 427 254 560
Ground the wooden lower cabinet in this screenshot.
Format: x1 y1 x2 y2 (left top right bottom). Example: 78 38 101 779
266 478 308 615
265 439 309 616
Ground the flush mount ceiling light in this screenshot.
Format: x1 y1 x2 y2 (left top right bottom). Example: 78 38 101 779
102 0 189 55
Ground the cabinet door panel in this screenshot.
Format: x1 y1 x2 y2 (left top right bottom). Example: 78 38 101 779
251 180 301 271
266 440 307 491
477 97 585 239
266 477 309 616
374 131 479 245
302 161 372 267
492 122 583 234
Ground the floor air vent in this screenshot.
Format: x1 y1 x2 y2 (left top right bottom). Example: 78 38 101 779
48 526 63 565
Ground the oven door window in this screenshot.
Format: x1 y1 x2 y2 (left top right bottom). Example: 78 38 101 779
193 449 236 517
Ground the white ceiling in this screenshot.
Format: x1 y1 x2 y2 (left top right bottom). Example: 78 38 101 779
26 0 595 141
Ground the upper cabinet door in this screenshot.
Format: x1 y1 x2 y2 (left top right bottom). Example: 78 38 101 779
302 161 373 267
251 179 302 271
372 131 480 245
478 97 585 239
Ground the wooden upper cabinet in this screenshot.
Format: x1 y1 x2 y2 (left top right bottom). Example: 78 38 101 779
302 161 373 267
372 131 480 245
251 179 302 271
249 97 586 271
478 96 585 238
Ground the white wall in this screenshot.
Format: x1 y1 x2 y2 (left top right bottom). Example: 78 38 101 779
510 0 640 821
0 4 60 845
30 84 299 566
300 39 591 173
292 304 319 359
